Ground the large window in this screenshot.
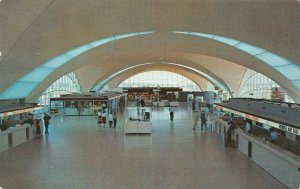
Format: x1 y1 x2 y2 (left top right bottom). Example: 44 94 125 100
173 31 300 91
238 69 293 102
118 71 201 91
38 72 81 105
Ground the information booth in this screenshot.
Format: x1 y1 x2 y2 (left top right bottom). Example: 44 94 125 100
124 107 152 134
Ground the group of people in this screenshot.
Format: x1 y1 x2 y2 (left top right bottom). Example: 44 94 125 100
244 118 279 144
28 113 51 137
192 110 207 130
97 110 117 128
192 105 212 131
135 96 145 107
225 115 280 147
169 104 211 131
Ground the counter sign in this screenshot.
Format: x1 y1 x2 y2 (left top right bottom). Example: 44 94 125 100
279 124 300 135
216 104 300 136
279 124 287 131
293 128 299 135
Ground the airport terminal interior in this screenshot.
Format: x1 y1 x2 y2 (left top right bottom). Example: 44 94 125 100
0 1 299 189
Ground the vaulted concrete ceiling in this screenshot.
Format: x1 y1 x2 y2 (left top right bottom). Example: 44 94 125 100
74 55 236 93
0 0 300 102
75 64 210 92
104 66 209 91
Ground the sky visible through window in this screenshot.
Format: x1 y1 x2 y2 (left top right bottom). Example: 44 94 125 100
119 71 201 91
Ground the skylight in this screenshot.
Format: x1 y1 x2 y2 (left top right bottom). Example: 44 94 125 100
173 31 300 91
0 32 154 99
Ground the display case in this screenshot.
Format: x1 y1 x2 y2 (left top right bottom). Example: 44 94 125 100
124 107 152 134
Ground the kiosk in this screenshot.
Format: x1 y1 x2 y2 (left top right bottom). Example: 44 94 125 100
50 92 126 116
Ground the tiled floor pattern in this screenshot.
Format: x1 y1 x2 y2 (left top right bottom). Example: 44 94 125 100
0 105 287 189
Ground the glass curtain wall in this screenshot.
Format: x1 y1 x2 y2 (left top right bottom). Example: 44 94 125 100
118 71 201 91
238 69 293 102
38 72 81 105
206 82 217 91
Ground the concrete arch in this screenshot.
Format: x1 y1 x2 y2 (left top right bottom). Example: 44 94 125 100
0 35 297 102
90 62 226 92
25 47 239 102
1 1 300 102
0 32 299 102
102 65 210 91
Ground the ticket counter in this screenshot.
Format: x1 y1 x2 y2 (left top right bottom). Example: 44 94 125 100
211 115 300 189
0 105 45 153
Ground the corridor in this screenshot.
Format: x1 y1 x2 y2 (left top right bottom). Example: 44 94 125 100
0 105 286 189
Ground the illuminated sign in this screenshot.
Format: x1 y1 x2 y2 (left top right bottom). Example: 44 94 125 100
245 114 259 122
0 107 44 118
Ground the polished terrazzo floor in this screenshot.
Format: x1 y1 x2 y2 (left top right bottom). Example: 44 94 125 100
0 104 287 189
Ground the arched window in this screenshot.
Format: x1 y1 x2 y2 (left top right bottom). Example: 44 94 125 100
118 71 201 91
238 69 293 102
38 72 81 105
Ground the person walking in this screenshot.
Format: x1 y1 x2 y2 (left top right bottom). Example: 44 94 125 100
200 111 206 130
43 113 51 135
108 112 113 128
169 106 175 121
192 100 196 111
225 121 235 147
136 96 140 106
97 110 102 127
204 105 210 120
141 98 145 107
192 110 199 130
113 112 117 128
102 109 107 127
